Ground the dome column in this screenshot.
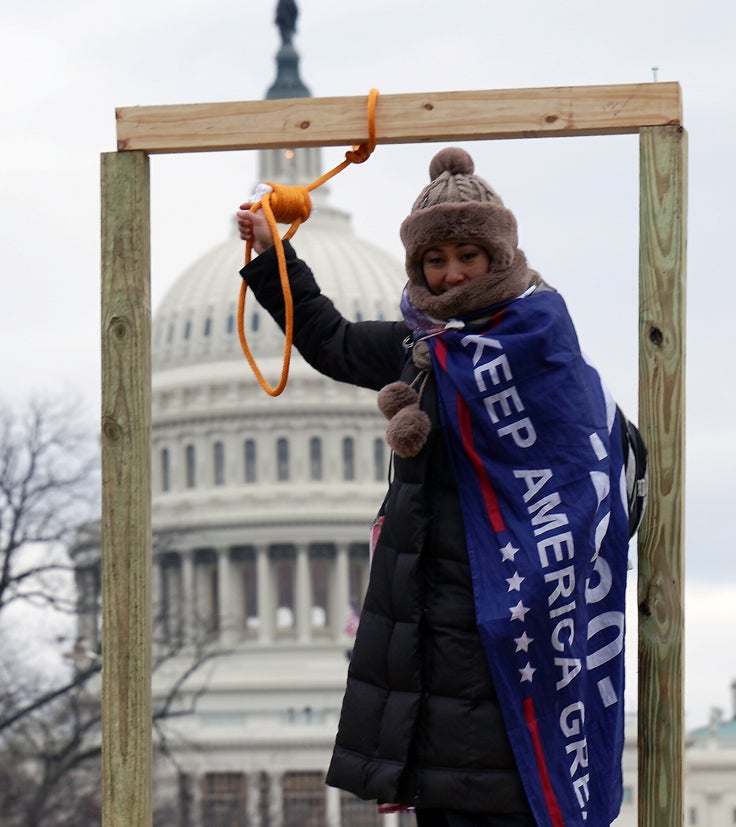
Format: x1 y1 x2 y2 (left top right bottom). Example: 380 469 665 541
151 556 162 650
325 784 340 827
256 544 274 644
185 770 202 827
334 542 350 643
181 548 194 644
216 547 235 644
295 542 311 643
246 771 261 825
269 771 283 827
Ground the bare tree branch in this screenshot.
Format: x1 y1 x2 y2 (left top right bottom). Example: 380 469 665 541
0 395 234 825
0 663 100 734
0 395 99 613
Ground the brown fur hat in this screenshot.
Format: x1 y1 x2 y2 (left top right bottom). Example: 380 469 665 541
399 147 535 319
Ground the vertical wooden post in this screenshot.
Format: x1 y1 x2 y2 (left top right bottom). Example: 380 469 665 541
100 150 153 827
637 125 687 826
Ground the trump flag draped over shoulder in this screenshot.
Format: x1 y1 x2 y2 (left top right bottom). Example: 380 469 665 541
428 289 631 827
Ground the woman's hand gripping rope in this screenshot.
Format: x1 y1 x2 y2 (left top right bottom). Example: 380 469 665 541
237 203 273 254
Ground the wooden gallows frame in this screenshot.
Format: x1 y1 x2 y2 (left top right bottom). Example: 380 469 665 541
101 82 687 826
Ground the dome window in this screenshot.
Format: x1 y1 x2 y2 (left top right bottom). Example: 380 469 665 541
227 313 235 335
276 438 289 482
161 447 171 492
213 441 225 486
373 438 385 482
185 444 196 488
251 313 260 333
167 324 175 344
201 774 246 822
244 439 257 483
342 437 355 481
184 320 192 341
309 437 322 481
204 318 212 337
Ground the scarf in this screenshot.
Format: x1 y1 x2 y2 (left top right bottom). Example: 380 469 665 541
426 289 630 827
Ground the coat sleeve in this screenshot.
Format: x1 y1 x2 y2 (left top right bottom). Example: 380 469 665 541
240 241 409 391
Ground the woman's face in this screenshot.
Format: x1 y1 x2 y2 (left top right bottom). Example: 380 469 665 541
421 241 491 295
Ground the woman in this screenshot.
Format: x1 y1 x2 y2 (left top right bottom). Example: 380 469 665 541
236 147 645 827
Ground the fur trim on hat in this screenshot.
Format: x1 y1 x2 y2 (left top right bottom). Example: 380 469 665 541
401 203 519 285
408 249 534 320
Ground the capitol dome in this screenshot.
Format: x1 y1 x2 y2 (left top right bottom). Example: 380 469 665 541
150 195 406 541
152 203 404 375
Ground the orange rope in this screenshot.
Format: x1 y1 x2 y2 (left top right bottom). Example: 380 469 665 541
239 88 379 396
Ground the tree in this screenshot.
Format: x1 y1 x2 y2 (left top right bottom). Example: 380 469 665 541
0 395 98 618
0 396 226 826
0 394 100 824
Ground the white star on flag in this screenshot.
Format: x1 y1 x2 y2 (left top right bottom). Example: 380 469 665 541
519 662 536 683
499 542 519 562
506 571 525 592
509 600 530 622
514 631 534 652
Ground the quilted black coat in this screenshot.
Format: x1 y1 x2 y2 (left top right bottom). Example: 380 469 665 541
241 243 531 814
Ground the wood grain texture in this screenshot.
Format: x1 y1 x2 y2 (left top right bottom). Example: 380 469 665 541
100 150 153 827
116 82 682 153
637 125 687 827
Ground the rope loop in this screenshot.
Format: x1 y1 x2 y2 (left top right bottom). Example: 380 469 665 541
345 143 373 165
347 87 378 164
239 88 379 397
263 183 312 226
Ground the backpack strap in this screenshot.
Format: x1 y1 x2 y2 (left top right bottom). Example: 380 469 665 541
618 407 649 538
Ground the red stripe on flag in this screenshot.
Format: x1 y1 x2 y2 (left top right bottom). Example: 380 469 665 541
523 696 566 827
433 336 448 371
488 308 506 328
456 394 505 532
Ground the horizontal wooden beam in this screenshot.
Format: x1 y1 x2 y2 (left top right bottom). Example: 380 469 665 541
116 82 682 154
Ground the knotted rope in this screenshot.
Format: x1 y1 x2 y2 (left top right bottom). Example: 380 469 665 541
239 88 379 396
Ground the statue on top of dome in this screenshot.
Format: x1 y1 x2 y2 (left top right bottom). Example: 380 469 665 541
275 0 298 45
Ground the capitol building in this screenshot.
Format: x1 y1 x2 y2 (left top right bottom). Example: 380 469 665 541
69 4 736 825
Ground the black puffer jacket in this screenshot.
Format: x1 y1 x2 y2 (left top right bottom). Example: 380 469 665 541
242 243 531 814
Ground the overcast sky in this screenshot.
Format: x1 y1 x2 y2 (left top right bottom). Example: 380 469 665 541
2 0 735 729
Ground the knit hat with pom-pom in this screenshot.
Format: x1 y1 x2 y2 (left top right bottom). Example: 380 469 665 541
399 147 536 319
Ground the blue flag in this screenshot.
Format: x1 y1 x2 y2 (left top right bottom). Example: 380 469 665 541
428 290 630 827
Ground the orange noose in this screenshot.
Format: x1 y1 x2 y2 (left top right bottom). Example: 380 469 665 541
238 88 379 396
